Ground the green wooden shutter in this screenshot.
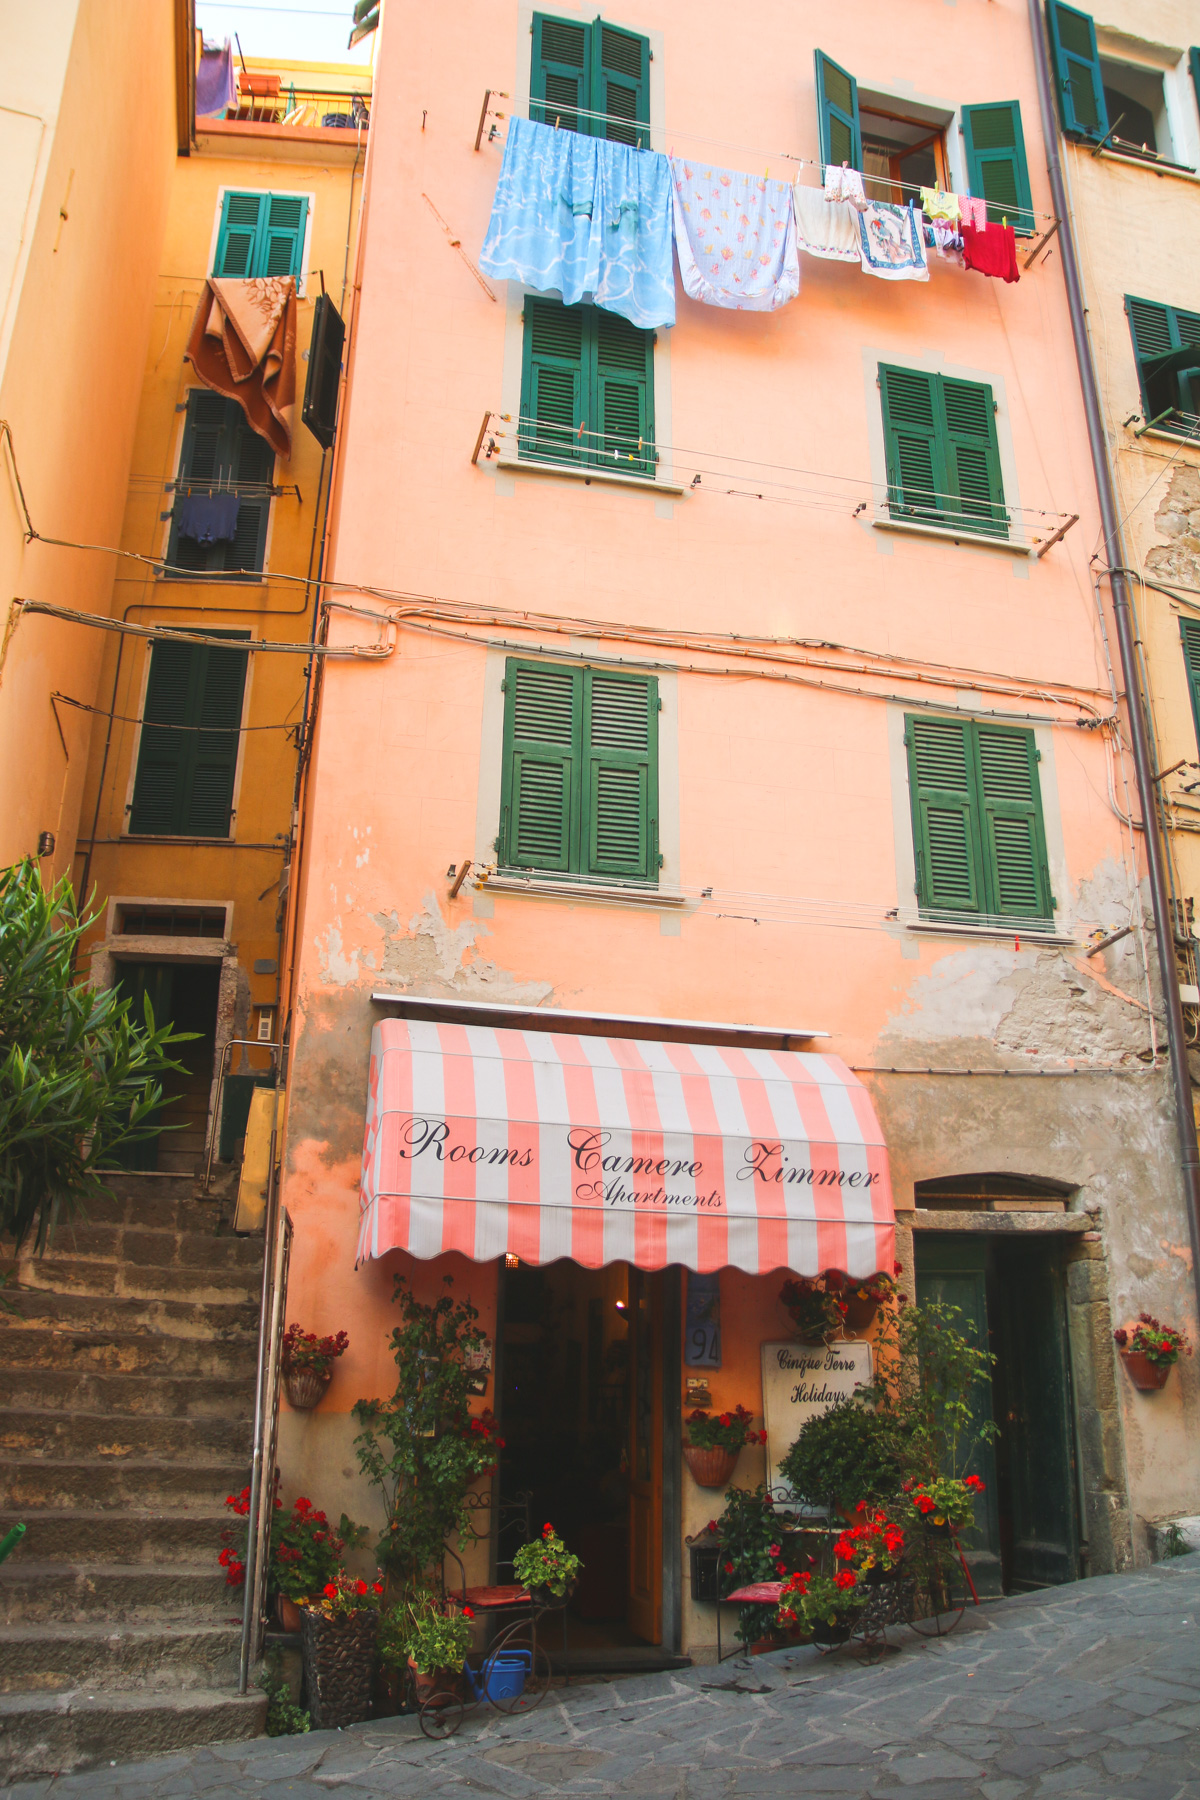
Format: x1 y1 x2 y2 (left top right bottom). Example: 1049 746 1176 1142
531 13 590 133
906 717 983 915
1181 619 1200 755
880 367 942 526
261 194 308 278
961 102 1034 235
592 22 650 146
583 671 657 881
500 662 580 870
1191 49 1200 119
520 298 587 465
129 640 195 834
1046 2 1108 140
1126 298 1200 427
940 378 1007 538
814 50 861 173
184 640 249 836
975 724 1052 919
214 192 266 276
592 310 653 474
129 634 248 838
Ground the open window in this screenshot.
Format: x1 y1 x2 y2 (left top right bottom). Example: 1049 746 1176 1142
1099 60 1172 158
859 96 950 205
1126 297 1200 436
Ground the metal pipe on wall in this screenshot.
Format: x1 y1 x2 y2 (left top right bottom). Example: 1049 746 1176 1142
1025 0 1200 1316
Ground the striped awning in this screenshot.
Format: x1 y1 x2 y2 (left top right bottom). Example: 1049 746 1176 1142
357 1019 894 1277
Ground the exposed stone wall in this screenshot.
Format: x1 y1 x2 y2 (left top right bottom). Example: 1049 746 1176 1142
1147 465 1200 593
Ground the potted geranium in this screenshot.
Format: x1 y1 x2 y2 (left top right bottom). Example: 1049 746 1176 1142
401 1597 475 1703
1114 1315 1193 1391
902 1474 985 1537
282 1323 350 1410
776 1568 863 1648
683 1405 767 1489
513 1522 582 1606
832 1505 906 1584
218 1485 364 1630
779 1276 846 1345
300 1568 384 1728
829 1263 904 1335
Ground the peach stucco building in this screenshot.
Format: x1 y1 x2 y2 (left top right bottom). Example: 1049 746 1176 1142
275 0 1200 1659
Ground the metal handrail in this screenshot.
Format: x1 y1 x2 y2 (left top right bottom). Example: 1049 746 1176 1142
238 1159 292 1689
203 1038 280 1195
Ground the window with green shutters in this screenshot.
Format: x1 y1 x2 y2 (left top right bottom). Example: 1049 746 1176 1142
498 660 660 884
879 366 1008 539
815 50 861 174
129 633 250 839
520 297 655 476
1125 296 1200 433
213 191 309 279
1181 620 1200 755
1046 3 1108 141
961 103 1034 235
905 715 1054 924
167 391 274 577
530 14 649 146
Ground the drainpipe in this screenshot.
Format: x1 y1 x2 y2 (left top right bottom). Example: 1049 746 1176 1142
1025 0 1200 1316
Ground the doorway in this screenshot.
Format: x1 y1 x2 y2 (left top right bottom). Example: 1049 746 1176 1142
115 961 221 1173
915 1232 1081 1595
496 1260 665 1650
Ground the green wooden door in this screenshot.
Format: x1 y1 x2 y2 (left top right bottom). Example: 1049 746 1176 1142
914 1236 1003 1597
991 1241 1080 1588
114 964 177 1169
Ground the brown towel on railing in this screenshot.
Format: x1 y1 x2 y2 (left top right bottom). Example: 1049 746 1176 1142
185 276 297 458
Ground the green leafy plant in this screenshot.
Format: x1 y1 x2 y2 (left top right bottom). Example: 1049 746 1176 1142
401 1597 474 1675
1114 1315 1192 1368
865 1298 999 1486
832 1507 906 1576
352 1276 504 1592
777 1396 902 1512
775 1569 864 1634
0 860 189 1251
684 1404 766 1453
1158 1520 1190 1560
779 1275 845 1341
512 1522 582 1597
257 1659 310 1736
219 1481 367 1601
902 1474 985 1531
376 1601 413 1670
707 1484 797 1644
305 1568 385 1619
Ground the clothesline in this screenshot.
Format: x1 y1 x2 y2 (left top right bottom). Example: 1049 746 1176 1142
503 94 1058 226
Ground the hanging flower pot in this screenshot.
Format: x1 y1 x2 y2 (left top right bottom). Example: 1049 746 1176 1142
683 1445 739 1489
1120 1349 1172 1391
840 1294 879 1335
285 1366 331 1410
275 1593 303 1632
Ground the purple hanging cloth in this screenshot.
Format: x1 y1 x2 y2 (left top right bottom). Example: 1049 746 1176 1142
196 40 236 119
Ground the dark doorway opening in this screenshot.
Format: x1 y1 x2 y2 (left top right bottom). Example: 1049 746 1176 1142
915 1227 1081 1596
496 1260 666 1657
114 961 220 1173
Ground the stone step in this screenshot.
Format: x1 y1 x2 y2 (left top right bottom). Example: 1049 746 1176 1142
0 1685 267 1785
0 1408 251 1464
5 1457 249 1513
0 1562 233 1626
0 1511 227 1567
0 1326 258 1380
0 1286 258 1339
24 1219 263 1271
15 1258 260 1305
0 1366 254 1419
0 1621 242 1695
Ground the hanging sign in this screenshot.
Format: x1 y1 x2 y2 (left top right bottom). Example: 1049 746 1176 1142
684 1272 721 1367
760 1340 873 1507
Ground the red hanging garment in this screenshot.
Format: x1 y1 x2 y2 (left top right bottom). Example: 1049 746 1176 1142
960 221 1019 284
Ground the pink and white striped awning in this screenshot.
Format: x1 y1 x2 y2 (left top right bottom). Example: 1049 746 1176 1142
357 1019 894 1277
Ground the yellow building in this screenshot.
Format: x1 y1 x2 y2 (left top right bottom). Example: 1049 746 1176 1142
1056 4 1200 1055
0 0 183 877
73 48 369 1175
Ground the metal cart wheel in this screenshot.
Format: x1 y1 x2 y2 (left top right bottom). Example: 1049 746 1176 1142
484 1613 554 1715
419 1690 466 1738
906 1538 966 1638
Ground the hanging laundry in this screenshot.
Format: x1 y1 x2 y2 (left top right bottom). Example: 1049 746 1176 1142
856 202 930 282
958 195 988 231
928 222 964 260
185 277 297 457
478 116 675 331
823 165 870 212
961 220 1020 283
793 181 860 262
196 40 236 119
920 187 960 224
670 162 799 311
176 492 242 544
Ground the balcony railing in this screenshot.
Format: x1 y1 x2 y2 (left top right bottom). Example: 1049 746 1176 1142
213 77 371 131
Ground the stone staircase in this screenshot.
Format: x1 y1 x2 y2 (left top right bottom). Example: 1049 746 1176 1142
0 1174 267 1781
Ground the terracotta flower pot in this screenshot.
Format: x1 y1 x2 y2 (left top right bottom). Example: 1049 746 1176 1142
275 1593 303 1632
683 1445 738 1489
407 1657 461 1702
285 1366 331 1409
1120 1349 1172 1391
840 1295 879 1335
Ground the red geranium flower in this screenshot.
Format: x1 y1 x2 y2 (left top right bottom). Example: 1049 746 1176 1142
463 1605 475 1620
724 1561 735 1574
833 1571 857 1590
324 1583 338 1598
355 1579 368 1597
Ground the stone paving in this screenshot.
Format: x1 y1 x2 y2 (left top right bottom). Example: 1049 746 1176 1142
4 1554 1200 1800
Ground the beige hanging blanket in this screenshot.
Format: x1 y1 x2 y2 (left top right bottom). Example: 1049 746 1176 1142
185 276 297 459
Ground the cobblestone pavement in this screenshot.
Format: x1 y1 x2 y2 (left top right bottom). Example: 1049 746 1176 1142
6 1554 1200 1800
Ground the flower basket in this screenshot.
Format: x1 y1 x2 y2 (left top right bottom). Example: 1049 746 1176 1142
407 1656 462 1703
810 1616 852 1648
530 1577 576 1610
683 1445 738 1489
1120 1349 1172 1391
300 1606 378 1729
840 1295 879 1335
286 1367 331 1410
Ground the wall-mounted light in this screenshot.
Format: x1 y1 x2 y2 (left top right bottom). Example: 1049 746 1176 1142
37 832 55 857
505 1253 520 1269
614 1299 628 1313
